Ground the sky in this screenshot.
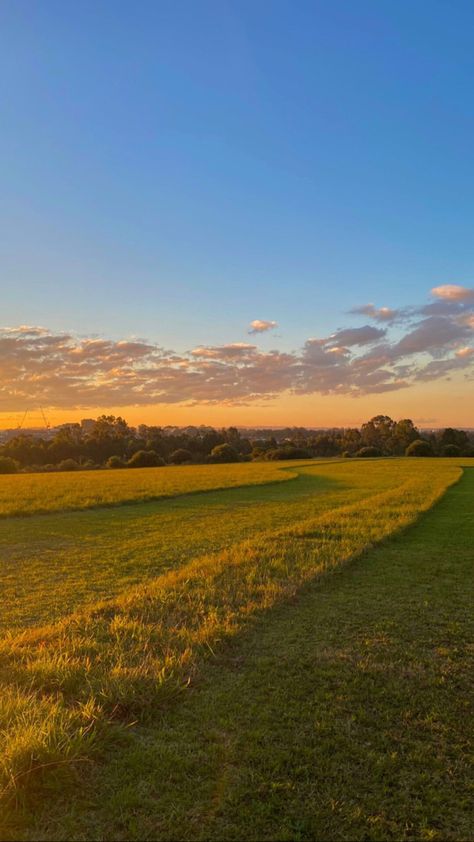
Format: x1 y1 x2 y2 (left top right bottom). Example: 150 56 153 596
1 0 473 428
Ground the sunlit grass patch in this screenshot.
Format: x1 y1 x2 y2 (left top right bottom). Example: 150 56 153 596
0 460 302 518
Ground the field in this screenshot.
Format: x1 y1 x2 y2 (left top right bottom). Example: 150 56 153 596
1 458 473 840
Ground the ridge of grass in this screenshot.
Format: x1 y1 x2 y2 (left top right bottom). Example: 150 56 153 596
0 460 460 832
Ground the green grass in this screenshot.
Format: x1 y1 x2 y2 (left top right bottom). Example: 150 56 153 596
47 466 472 842
0 459 471 840
1 460 419 632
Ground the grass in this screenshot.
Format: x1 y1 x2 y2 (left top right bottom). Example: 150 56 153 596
46 465 472 842
0 460 422 632
0 461 304 518
0 458 468 840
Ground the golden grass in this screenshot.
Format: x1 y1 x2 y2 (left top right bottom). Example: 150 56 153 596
0 460 304 518
0 459 461 812
0 460 409 633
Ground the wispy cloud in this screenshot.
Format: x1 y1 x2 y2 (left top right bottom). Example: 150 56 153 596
1 286 472 410
349 304 401 323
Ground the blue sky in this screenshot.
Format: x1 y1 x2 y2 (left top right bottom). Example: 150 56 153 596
1 0 473 425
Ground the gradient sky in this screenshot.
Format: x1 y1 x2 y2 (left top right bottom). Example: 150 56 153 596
1 0 473 428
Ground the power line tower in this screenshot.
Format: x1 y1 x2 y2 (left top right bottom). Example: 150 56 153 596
40 407 51 430
16 408 51 431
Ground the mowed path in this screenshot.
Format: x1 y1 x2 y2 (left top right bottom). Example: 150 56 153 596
0 461 406 631
33 468 474 842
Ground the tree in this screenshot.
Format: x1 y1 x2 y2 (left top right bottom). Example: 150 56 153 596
107 455 125 468
441 444 461 457
405 439 433 457
208 443 240 463
127 450 164 468
438 428 469 454
355 446 382 457
0 456 19 474
266 446 311 460
57 458 80 471
361 415 395 452
170 449 192 464
392 419 419 454
311 434 339 456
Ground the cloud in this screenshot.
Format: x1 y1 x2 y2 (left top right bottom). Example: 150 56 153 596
248 319 278 334
190 343 257 359
327 325 386 347
393 316 471 357
1 284 473 411
350 304 400 323
431 284 474 301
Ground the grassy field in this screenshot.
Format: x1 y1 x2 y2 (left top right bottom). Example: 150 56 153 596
1 458 472 840
1 460 424 632
0 461 302 518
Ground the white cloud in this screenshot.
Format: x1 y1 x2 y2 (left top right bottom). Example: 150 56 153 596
431 284 474 301
248 319 278 334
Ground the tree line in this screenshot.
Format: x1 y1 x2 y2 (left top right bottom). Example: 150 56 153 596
0 414 472 473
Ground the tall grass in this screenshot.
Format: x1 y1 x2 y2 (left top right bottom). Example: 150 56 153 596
0 460 460 811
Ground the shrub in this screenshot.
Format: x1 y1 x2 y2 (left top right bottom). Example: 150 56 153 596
169 449 192 465
266 447 311 461
440 444 461 457
57 458 79 471
208 444 240 464
405 439 433 457
342 451 352 458
107 455 125 469
0 456 19 474
355 446 382 458
127 450 165 468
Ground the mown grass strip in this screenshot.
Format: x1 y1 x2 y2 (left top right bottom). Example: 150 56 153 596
0 462 460 826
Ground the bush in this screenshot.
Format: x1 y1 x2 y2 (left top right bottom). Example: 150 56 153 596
0 456 19 474
266 446 311 461
169 449 192 465
127 450 165 468
441 444 461 457
405 439 434 457
57 458 79 471
355 446 382 458
107 455 125 469
208 444 240 464
342 451 352 458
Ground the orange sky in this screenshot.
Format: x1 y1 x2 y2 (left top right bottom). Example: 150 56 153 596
2 377 472 431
